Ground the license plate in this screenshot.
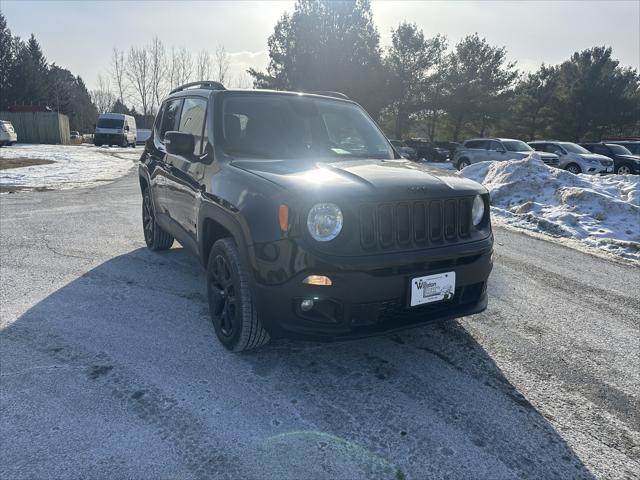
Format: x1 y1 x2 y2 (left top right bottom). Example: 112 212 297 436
410 272 456 307
606 167 613 172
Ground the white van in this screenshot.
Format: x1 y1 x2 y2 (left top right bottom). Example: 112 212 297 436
94 113 137 147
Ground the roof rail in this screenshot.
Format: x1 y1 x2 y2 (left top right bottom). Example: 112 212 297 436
306 91 350 100
169 81 225 95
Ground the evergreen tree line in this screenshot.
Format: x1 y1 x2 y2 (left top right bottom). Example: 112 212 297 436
250 0 640 142
2 3 638 141
0 13 97 133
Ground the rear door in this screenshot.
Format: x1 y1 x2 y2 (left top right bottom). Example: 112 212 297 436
149 97 183 230
164 96 209 251
464 140 487 163
486 140 505 162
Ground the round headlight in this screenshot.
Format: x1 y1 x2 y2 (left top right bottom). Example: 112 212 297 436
472 195 485 226
307 203 343 242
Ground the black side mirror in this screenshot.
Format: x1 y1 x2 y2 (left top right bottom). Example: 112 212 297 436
165 131 194 156
124 125 129 131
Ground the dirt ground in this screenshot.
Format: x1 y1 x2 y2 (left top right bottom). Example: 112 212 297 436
0 157 55 170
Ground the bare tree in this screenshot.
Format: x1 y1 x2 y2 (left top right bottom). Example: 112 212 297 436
196 50 212 80
126 46 152 126
149 36 166 112
178 47 193 85
214 44 230 84
232 71 253 89
91 73 116 113
168 47 181 90
110 47 127 103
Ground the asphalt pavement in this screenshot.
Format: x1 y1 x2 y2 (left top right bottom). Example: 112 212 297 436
1 172 638 479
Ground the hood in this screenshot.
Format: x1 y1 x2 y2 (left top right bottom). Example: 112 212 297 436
617 154 640 163
578 153 610 162
231 158 485 200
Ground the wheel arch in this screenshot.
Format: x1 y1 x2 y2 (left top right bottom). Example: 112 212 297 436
198 202 253 270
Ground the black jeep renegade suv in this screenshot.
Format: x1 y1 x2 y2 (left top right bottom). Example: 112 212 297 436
139 81 493 351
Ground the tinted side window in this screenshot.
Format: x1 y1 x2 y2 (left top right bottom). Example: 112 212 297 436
545 144 562 154
592 145 608 155
154 104 165 134
465 140 486 149
488 141 502 151
159 98 183 141
178 97 208 155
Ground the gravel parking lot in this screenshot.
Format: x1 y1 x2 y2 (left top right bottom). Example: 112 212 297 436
1 172 639 479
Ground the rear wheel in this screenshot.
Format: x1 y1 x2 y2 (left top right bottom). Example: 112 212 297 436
142 189 174 250
457 158 470 170
207 238 270 352
616 164 631 175
566 163 581 174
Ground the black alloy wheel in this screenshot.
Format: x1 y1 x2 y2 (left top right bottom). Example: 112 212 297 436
208 253 237 338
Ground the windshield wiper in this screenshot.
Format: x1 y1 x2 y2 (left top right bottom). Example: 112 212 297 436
223 147 274 159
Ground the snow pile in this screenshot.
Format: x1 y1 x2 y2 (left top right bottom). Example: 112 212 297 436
0 144 139 190
459 156 640 261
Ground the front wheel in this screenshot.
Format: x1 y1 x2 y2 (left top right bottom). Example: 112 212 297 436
565 163 581 174
142 189 174 250
616 164 632 175
457 158 470 170
207 238 270 352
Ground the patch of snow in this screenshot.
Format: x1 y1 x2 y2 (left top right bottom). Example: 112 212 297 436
459 156 640 262
0 144 139 190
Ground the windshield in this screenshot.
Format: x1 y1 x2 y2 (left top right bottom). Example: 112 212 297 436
561 142 590 154
97 118 124 129
220 94 394 160
503 140 533 152
606 144 632 155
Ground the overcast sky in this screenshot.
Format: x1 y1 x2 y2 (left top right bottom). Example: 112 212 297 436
2 0 639 91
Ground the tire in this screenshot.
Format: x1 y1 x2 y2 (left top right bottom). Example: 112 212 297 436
457 158 470 170
616 164 632 175
566 163 581 174
207 238 270 352
142 188 174 250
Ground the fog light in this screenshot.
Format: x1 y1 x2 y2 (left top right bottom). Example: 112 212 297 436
300 299 314 311
303 275 332 286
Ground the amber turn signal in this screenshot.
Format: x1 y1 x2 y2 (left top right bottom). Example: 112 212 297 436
279 204 289 233
303 275 332 286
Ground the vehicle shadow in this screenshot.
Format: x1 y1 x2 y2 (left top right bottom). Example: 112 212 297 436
0 247 595 480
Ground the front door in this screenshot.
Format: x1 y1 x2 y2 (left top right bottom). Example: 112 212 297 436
164 96 209 252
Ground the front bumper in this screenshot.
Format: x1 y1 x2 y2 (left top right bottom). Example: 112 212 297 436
251 239 493 340
94 133 125 144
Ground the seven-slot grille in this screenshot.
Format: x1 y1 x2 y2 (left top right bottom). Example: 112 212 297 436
359 198 473 251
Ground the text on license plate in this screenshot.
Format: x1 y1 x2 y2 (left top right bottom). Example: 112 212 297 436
410 272 456 307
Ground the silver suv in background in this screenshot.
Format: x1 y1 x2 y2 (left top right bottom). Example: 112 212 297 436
528 141 614 175
453 138 559 170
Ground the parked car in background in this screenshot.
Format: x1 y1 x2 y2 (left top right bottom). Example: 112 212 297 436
528 141 613 175
0 120 17 146
580 142 640 175
453 138 559 170
70 131 82 145
404 139 449 162
434 141 460 159
389 140 418 160
94 113 137 147
602 140 640 156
